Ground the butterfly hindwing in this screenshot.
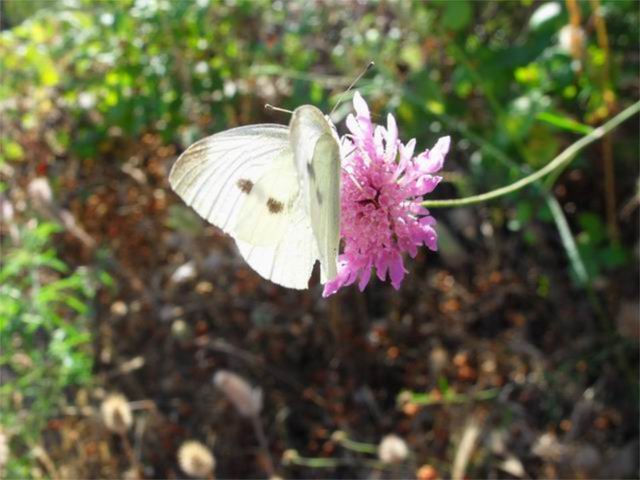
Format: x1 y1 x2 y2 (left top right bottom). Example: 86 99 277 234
289 105 341 283
309 132 341 282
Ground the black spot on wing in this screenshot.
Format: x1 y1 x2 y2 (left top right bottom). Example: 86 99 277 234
237 179 253 194
266 198 284 214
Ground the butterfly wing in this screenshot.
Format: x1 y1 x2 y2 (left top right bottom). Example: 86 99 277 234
235 196 317 289
289 106 341 283
169 124 317 289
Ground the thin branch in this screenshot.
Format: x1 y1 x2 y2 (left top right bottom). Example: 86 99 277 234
422 101 640 208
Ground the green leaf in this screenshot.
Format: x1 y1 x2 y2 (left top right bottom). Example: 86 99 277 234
442 0 472 31
536 112 594 135
600 244 628 269
578 212 606 245
546 194 590 286
400 44 423 71
38 57 60 87
3 140 25 161
63 295 89 314
437 376 449 394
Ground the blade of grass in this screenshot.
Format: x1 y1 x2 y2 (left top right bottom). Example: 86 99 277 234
536 111 594 135
544 193 589 286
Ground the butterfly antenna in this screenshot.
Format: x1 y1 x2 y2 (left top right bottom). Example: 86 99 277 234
330 61 375 116
265 104 293 115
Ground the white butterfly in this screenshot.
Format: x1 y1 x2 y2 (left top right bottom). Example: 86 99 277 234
169 105 341 289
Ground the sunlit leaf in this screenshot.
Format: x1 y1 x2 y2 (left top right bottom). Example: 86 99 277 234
536 111 594 135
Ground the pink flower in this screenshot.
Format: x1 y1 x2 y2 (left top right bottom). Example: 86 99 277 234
322 92 450 297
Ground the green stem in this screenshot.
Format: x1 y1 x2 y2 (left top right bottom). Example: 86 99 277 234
285 453 384 469
544 193 589 286
338 437 378 455
422 101 640 208
406 387 501 406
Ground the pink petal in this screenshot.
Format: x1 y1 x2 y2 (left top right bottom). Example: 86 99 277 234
386 114 398 144
346 114 361 137
375 254 389 281
393 141 416 182
402 138 416 160
373 126 385 157
388 253 406 289
357 265 372 291
420 224 438 251
415 175 442 195
353 91 370 120
322 259 357 297
419 215 436 226
385 114 398 161
322 279 341 297
419 136 450 173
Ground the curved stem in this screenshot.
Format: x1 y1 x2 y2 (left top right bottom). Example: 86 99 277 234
422 101 640 208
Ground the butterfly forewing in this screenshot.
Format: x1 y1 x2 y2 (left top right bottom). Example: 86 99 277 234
169 124 319 289
233 153 300 246
169 124 291 234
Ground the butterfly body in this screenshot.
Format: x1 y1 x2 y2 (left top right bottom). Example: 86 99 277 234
169 105 341 289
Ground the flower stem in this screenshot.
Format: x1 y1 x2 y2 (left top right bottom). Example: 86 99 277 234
333 433 379 454
421 101 640 208
285 453 384 469
252 415 275 477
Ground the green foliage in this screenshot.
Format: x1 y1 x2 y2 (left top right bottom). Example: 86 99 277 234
1 0 637 165
1 0 285 159
576 212 629 278
0 217 98 477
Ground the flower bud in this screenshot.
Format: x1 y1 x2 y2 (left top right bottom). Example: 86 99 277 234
213 370 262 418
378 434 409 464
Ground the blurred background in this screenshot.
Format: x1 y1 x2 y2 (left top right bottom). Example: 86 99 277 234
1 0 638 478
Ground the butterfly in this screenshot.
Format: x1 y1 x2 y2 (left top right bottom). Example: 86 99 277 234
168 105 341 289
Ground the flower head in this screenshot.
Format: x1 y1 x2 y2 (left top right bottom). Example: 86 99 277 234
378 434 410 464
323 92 449 296
100 393 133 434
178 440 216 478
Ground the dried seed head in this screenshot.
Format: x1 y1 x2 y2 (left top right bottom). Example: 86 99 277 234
100 393 133 433
213 370 262 418
178 440 215 478
0 195 14 224
27 178 53 206
281 449 299 465
0 429 8 469
331 430 348 443
378 434 409 464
